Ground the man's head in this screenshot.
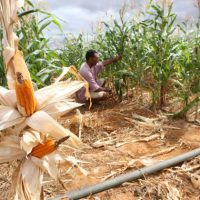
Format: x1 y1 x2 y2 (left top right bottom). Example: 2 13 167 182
86 50 99 67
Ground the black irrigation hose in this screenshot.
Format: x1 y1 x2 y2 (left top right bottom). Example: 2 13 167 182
50 147 200 200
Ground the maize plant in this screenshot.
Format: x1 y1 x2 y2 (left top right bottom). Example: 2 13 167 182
143 2 180 109
60 34 86 69
0 0 64 88
0 1 88 199
17 1 64 87
173 5 200 118
93 9 130 99
126 19 150 99
84 0 200 116
102 1 198 116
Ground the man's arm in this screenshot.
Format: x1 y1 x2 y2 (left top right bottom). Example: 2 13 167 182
102 55 122 66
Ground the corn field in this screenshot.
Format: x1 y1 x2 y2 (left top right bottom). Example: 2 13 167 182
1 1 200 199
0 0 200 118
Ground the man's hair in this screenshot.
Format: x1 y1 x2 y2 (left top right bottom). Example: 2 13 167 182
86 50 97 61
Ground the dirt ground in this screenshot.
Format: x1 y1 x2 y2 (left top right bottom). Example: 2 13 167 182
1 96 200 200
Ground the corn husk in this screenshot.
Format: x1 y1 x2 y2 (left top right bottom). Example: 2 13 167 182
0 105 25 131
0 87 16 107
14 158 43 200
20 129 43 154
0 0 20 89
26 111 85 149
35 80 84 110
0 133 64 200
0 135 25 163
31 154 59 180
0 1 88 199
42 99 82 119
13 50 37 116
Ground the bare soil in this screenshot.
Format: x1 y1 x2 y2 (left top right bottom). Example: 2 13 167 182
1 97 200 200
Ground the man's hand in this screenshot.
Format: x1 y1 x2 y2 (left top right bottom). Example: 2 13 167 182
103 55 122 66
105 88 112 94
112 55 122 62
95 87 112 94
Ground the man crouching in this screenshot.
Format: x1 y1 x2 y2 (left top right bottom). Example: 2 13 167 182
76 50 121 103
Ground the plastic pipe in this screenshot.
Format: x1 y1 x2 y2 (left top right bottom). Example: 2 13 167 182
50 147 200 200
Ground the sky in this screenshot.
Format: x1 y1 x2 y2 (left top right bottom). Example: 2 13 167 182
33 0 199 36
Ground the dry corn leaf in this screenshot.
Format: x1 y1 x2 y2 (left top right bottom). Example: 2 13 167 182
116 134 160 148
35 79 70 96
76 109 83 138
0 0 21 89
0 105 25 131
35 80 84 110
127 158 160 168
0 0 17 65
20 129 43 154
165 182 181 200
92 138 117 148
0 134 65 200
54 67 71 83
132 114 161 124
101 171 118 181
65 156 89 176
0 81 83 133
125 115 180 130
26 111 86 149
0 135 25 163
0 87 16 107
41 100 82 119
6 66 16 90
31 155 59 180
15 158 43 200
11 120 27 135
144 146 177 158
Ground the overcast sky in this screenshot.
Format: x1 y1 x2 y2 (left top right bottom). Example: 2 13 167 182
34 0 199 36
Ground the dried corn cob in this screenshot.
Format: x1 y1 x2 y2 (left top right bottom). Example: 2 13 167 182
13 50 37 116
31 136 70 158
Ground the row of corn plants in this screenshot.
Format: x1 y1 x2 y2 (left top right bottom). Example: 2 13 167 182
89 1 200 117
